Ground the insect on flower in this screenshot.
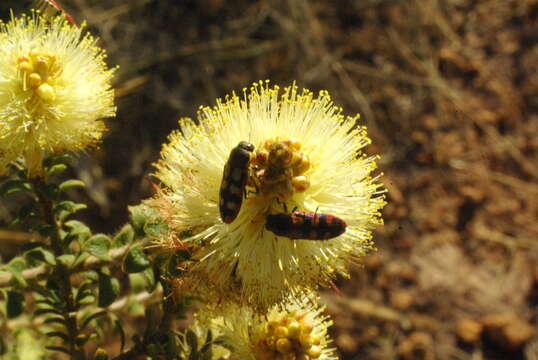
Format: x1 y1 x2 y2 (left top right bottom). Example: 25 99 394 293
35 0 77 25
219 141 255 224
266 211 347 240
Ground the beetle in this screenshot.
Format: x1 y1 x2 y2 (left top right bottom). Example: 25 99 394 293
265 211 347 240
219 141 255 224
35 0 77 25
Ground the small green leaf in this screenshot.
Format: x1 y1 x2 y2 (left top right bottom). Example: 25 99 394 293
46 163 67 177
25 247 56 266
43 153 72 167
57 254 76 267
54 201 87 221
123 244 151 273
186 329 198 353
0 179 32 197
7 257 27 286
46 331 70 342
72 252 91 269
84 234 111 261
6 291 25 318
59 179 85 192
35 307 64 317
98 272 119 307
143 266 157 292
63 220 91 246
113 224 135 247
46 346 71 355
44 316 68 326
81 310 108 330
129 204 158 236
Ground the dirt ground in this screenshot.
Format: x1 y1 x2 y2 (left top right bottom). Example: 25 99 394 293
1 0 537 359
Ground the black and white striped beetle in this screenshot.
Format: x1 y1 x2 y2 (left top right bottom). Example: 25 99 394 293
266 211 347 240
219 141 255 224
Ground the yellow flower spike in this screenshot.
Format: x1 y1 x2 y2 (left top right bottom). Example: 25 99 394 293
0 11 116 176
199 296 338 360
148 81 385 311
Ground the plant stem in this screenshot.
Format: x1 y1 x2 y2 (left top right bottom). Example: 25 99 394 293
31 177 86 360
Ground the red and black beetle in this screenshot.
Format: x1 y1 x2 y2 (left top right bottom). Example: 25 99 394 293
265 211 347 240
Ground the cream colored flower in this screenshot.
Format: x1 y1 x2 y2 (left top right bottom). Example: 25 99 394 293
0 11 115 176
149 81 385 311
199 296 338 360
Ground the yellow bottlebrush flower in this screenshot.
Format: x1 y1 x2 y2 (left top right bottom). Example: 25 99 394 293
0 11 116 176
149 81 385 311
198 296 338 360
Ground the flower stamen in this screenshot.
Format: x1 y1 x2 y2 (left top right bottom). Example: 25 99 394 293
249 138 311 201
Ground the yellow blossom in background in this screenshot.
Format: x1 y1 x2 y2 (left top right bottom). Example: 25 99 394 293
198 296 338 360
0 11 116 176
149 81 385 311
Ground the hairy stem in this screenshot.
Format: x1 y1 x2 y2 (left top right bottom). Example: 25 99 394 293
31 178 86 360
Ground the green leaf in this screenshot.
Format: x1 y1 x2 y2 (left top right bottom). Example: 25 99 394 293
6 290 25 318
46 346 71 355
112 225 135 247
7 257 27 286
0 179 32 197
44 316 68 326
54 200 87 221
143 266 157 292
64 220 91 242
25 247 56 266
72 252 91 269
45 331 70 342
81 310 108 330
75 280 94 303
35 307 64 317
98 272 119 307
84 234 111 261
145 221 168 238
59 179 85 192
186 329 198 354
46 163 67 177
57 254 76 267
44 153 72 168
129 204 158 236
123 244 151 273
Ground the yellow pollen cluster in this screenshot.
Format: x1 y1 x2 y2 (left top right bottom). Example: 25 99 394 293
18 51 59 101
249 138 311 200
254 311 324 360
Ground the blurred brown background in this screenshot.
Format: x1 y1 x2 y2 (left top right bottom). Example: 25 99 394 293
1 0 537 359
